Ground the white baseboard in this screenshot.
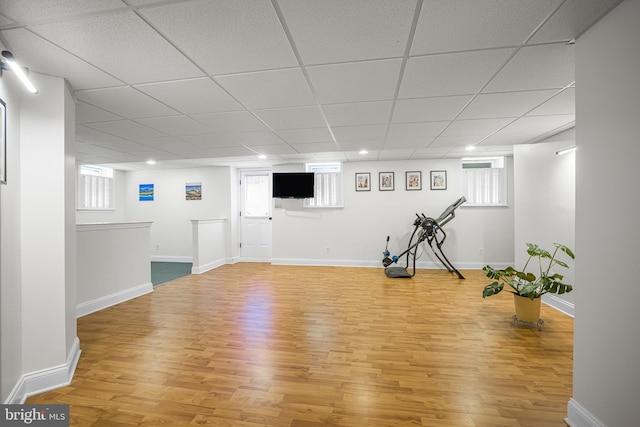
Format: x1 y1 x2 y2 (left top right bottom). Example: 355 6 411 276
76 282 153 318
566 398 606 427
5 337 81 404
543 294 575 317
151 255 193 263
191 258 226 274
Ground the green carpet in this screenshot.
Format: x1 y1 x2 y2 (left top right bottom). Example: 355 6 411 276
151 262 193 286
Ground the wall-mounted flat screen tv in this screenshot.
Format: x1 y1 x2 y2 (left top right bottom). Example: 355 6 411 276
272 172 314 199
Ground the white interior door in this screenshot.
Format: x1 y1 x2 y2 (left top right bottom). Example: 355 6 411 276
240 170 272 261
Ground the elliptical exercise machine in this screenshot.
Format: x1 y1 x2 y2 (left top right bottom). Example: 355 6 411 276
382 196 466 279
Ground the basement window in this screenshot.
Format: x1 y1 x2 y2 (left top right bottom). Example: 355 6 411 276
461 157 508 206
77 165 114 210
304 162 344 208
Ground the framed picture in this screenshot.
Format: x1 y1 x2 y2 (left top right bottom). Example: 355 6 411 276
186 182 202 200
405 171 421 190
430 170 447 190
1 98 6 184
139 183 154 201
379 172 394 191
355 172 371 191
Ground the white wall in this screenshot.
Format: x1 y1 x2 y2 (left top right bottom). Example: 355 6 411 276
514 136 576 314
568 0 640 426
124 167 233 262
272 158 514 268
0 71 78 403
0 68 24 401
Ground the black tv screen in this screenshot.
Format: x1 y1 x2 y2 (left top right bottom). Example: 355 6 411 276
272 172 314 199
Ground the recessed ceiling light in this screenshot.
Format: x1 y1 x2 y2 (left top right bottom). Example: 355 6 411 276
465 145 476 151
258 154 267 159
359 150 368 155
146 160 156 165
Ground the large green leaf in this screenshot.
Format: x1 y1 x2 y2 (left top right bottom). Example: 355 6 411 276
555 243 575 259
482 281 504 298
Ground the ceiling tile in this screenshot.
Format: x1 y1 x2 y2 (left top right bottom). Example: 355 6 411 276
484 44 575 93
412 0 561 55
278 0 416 64
31 11 204 84
441 118 514 137
76 125 126 144
0 0 124 22
139 0 297 75
392 96 472 123
527 88 575 116
332 125 387 142
132 137 197 151
191 111 269 133
399 48 514 98
530 0 623 43
430 136 484 147
135 115 213 136
215 68 315 109
84 120 166 139
179 133 240 148
323 101 393 127
76 86 178 118
307 59 402 104
134 78 243 114
248 144 297 155
480 114 575 145
254 106 327 129
76 101 122 124
387 122 449 139
457 90 559 120
168 146 256 159
339 140 385 151
290 142 340 153
277 128 335 144
2 28 123 90
225 131 286 146
384 138 435 149
377 149 415 160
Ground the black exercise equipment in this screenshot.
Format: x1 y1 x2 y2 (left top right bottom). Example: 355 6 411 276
382 196 466 279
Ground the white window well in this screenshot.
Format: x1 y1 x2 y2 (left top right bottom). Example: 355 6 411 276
461 157 508 206
304 162 344 208
78 165 114 210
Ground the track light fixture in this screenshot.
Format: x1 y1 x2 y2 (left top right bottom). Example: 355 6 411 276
1 50 38 94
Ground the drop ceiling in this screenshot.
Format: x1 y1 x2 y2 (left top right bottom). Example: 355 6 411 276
0 0 622 169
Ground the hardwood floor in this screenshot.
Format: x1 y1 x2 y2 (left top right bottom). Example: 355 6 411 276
28 264 573 426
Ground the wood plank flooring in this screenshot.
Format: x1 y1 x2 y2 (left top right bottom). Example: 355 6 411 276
28 264 573 426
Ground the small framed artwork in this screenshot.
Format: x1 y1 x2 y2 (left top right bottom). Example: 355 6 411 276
139 183 154 201
1 98 6 184
186 182 202 200
405 171 422 191
379 172 394 191
355 172 371 191
430 170 447 190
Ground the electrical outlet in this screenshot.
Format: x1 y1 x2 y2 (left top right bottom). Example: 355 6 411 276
478 248 484 255
156 244 160 250
325 247 330 254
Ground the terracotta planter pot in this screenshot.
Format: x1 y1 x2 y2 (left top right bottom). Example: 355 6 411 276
513 294 541 323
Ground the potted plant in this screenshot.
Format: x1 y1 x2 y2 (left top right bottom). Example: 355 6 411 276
482 242 574 324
